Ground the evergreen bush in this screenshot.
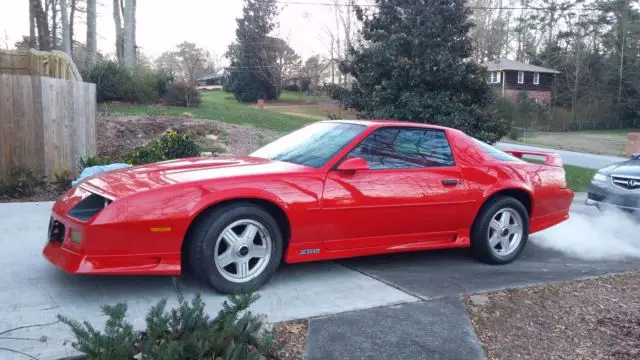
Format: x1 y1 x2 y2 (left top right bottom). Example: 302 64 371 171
57 280 274 360
125 130 201 165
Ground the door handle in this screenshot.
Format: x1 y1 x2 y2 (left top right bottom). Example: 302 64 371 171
442 179 461 186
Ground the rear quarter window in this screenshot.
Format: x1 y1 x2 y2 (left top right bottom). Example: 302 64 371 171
471 138 525 163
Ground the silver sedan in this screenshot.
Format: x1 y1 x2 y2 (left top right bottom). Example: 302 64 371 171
586 153 640 212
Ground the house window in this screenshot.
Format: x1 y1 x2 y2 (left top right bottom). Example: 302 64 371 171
533 72 540 85
517 71 524 84
488 71 501 84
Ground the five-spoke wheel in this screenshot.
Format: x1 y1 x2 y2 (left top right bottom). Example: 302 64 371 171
472 195 529 264
186 203 283 294
214 219 272 283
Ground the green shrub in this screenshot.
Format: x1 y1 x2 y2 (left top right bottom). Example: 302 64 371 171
54 169 76 190
163 82 202 108
82 60 132 102
0 167 41 198
57 281 274 360
320 83 348 102
126 130 201 165
160 130 201 159
129 66 163 104
83 60 168 104
78 156 111 172
156 69 175 98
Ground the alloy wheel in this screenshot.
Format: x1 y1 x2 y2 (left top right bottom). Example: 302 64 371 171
214 219 272 283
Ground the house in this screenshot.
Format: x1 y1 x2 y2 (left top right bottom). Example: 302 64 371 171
482 58 560 103
196 68 227 90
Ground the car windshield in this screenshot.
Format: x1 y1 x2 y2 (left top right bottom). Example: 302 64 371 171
471 138 525 163
251 122 367 168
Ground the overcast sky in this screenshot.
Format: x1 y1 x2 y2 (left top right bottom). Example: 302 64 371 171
0 0 345 64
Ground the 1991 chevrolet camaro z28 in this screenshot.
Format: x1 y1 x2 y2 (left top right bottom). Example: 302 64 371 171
43 120 574 294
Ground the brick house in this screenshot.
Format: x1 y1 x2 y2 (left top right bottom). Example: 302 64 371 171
482 58 560 103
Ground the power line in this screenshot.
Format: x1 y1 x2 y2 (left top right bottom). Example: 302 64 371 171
268 0 613 12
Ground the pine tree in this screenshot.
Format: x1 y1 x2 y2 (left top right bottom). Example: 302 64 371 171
225 0 281 102
340 0 510 144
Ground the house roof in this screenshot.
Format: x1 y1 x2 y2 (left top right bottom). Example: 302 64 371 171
198 68 227 81
482 58 560 74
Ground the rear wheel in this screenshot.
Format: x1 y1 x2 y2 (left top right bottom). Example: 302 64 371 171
186 203 283 294
471 195 529 264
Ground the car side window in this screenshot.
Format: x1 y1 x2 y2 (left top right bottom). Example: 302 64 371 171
348 127 455 169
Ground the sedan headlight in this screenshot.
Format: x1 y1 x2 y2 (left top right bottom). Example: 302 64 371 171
592 172 608 183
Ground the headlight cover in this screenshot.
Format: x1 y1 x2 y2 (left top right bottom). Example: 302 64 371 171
592 172 608 183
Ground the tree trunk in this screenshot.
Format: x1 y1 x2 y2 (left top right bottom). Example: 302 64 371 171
29 1 37 48
60 0 71 54
618 14 626 105
31 0 51 50
69 0 76 56
132 0 137 61
86 0 97 67
50 0 59 49
123 0 136 68
113 0 124 65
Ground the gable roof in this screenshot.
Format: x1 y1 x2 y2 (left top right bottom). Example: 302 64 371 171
482 58 560 74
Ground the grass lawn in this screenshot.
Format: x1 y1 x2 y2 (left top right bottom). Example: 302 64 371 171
564 164 596 192
98 91 315 132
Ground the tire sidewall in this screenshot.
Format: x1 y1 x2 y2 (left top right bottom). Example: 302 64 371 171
473 197 530 264
199 204 283 294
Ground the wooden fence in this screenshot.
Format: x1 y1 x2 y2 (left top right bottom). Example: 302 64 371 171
0 74 96 181
0 49 82 81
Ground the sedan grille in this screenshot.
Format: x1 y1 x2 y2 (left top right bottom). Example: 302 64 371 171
611 176 640 191
48 217 66 243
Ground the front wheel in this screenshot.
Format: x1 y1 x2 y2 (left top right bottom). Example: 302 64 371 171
186 203 283 294
471 196 529 264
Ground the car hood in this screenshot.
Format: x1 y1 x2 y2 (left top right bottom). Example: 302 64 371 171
602 159 640 177
79 156 305 199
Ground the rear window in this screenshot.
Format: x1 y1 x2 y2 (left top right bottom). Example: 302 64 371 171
472 138 525 163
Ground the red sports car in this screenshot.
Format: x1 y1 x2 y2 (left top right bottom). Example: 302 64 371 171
43 120 574 294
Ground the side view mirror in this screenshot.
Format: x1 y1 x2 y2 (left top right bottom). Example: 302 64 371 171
336 157 369 172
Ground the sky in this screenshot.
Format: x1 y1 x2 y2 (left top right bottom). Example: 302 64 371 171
0 0 346 64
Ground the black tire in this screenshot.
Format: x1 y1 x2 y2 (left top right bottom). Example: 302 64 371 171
186 202 284 294
471 195 530 264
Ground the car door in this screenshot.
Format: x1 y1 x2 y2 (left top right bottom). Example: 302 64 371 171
320 127 472 250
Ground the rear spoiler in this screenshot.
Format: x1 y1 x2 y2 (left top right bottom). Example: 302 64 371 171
503 150 564 167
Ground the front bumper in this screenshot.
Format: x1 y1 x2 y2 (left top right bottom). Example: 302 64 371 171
586 180 640 211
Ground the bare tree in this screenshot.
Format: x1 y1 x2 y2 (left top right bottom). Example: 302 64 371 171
123 0 136 68
113 0 123 64
31 0 51 50
86 0 96 67
29 1 37 48
60 0 71 54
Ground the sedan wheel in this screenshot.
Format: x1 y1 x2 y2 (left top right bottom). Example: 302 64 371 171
471 195 529 264
187 203 283 294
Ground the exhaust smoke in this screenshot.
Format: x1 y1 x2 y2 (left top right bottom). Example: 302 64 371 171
534 208 640 261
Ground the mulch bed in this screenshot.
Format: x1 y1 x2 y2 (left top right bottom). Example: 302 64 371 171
0 182 66 202
464 271 640 360
270 320 308 360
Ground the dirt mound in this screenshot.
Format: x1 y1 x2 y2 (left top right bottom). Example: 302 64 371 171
97 113 283 160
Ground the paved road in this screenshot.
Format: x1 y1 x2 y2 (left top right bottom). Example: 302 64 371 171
1 198 639 359
496 142 627 170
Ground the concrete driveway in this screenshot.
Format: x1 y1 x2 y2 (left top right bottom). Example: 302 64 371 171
1 198 639 360
496 142 627 169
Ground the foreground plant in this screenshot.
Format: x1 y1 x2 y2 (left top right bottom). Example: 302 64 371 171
57 280 273 360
